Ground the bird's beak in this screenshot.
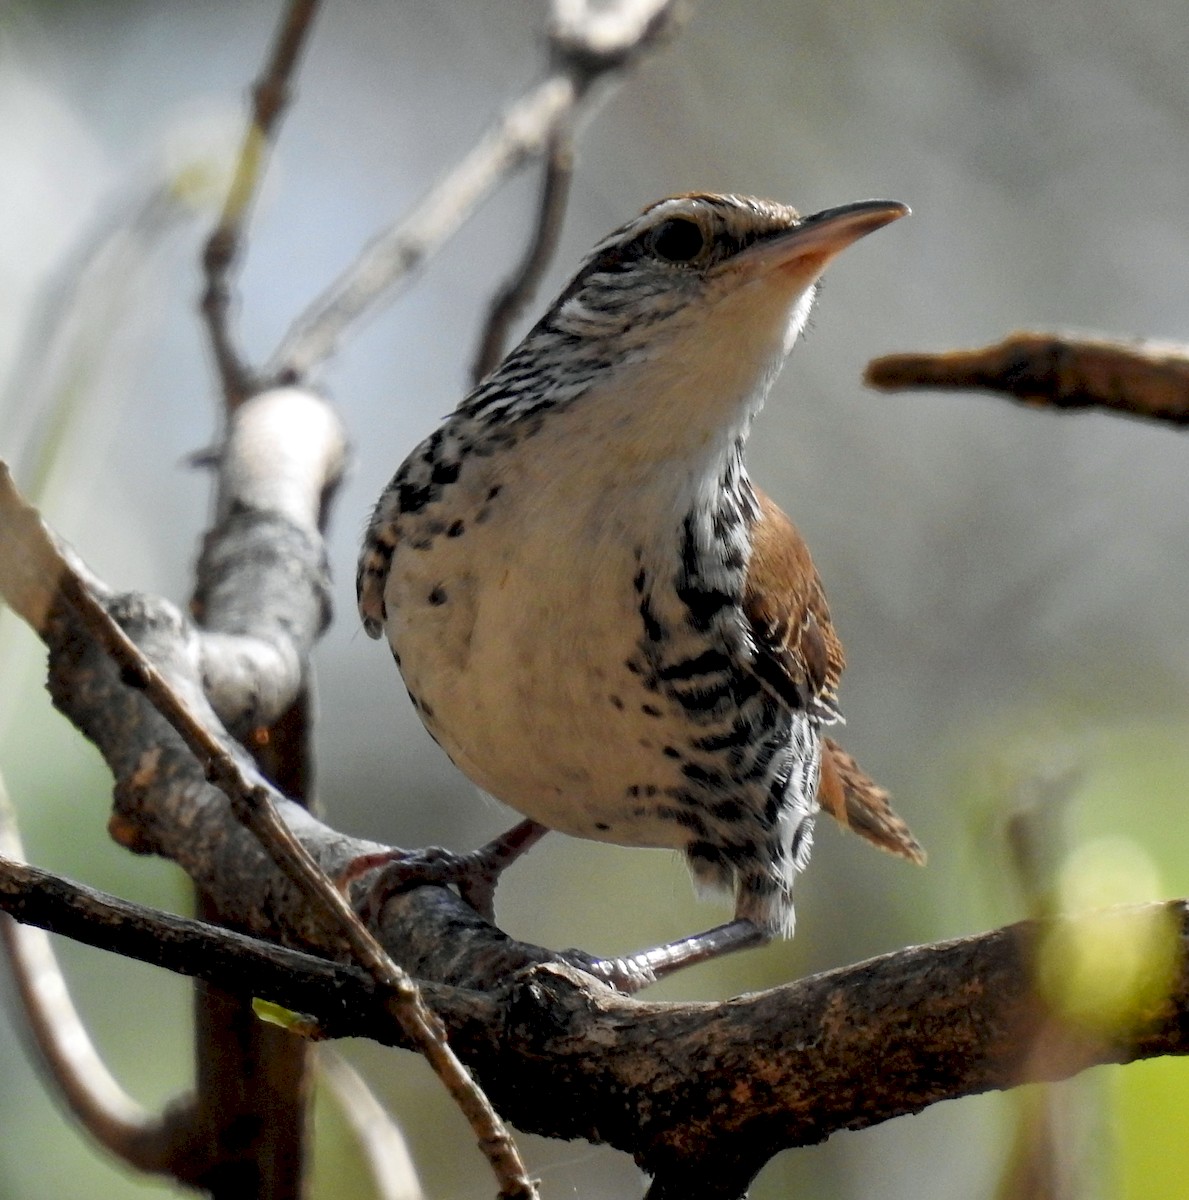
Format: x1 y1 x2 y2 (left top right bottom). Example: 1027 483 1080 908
735 199 909 281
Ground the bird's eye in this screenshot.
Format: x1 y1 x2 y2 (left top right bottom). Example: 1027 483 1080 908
649 218 706 264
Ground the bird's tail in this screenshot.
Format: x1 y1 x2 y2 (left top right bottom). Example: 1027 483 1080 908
818 738 925 866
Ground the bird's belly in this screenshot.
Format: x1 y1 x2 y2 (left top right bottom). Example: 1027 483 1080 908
388 537 711 847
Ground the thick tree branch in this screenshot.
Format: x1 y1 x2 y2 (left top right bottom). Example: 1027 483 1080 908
1 848 1187 1198
866 331 1189 427
266 0 687 383
192 386 345 734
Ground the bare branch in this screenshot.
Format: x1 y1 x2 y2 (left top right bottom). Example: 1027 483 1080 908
266 76 576 382
319 1052 425 1200
266 0 688 384
202 0 321 407
866 331 1189 427
0 783 190 1176
471 130 575 384
549 0 689 70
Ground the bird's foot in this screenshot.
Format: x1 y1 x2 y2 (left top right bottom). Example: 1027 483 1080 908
341 818 549 923
562 918 769 995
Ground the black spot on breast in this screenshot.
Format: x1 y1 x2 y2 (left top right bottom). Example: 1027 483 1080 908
657 806 708 837
669 679 733 713
428 586 448 606
398 481 433 515
641 703 661 717
679 513 701 576
447 519 466 538
421 428 444 461
609 694 625 710
721 544 746 571
662 746 682 760
431 459 460 487
721 838 758 867
713 507 741 538
594 821 611 832
692 723 752 753
763 780 784 825
740 739 780 783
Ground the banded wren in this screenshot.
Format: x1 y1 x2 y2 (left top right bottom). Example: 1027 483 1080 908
358 193 919 991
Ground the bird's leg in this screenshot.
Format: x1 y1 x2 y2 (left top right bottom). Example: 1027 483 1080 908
565 918 769 995
341 818 549 923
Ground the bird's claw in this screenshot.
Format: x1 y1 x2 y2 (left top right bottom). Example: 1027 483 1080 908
558 948 658 995
342 845 500 923
340 820 548 925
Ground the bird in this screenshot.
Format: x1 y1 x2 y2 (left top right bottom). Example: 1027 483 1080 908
356 192 921 991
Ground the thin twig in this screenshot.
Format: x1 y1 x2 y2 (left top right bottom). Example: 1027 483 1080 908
471 129 575 384
0 465 539 1200
865 331 1189 427
266 75 576 383
0 781 186 1175
202 0 321 408
266 0 688 384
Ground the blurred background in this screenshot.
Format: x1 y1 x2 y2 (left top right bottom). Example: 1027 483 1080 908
2 1 1188 1197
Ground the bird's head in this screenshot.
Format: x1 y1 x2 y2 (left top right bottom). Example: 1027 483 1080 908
539 193 908 369
470 193 908 474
